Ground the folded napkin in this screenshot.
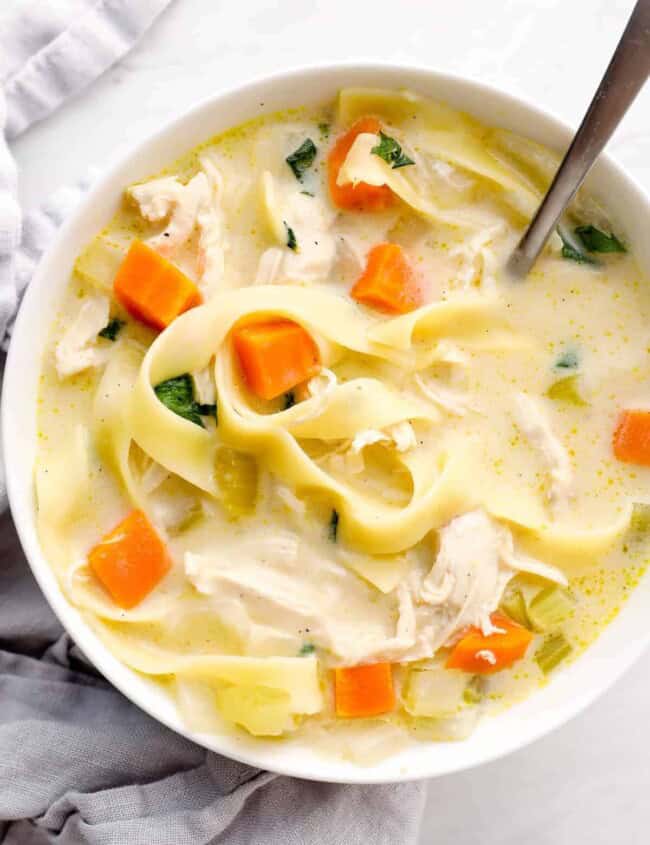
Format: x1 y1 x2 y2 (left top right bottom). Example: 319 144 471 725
0 3 426 843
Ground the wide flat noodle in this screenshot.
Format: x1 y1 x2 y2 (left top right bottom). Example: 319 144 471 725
336 87 542 221
93 340 145 506
87 617 322 714
36 424 91 565
336 132 472 228
368 296 501 351
509 506 633 571
128 286 497 553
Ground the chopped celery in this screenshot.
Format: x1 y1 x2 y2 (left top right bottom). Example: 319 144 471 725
535 632 572 674
499 584 531 629
528 585 575 631
215 448 258 518
74 235 125 291
630 502 650 536
403 665 478 718
215 683 294 736
462 677 483 706
546 375 586 406
407 709 479 742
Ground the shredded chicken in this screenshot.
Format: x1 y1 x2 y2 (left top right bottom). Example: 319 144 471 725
414 373 476 417
350 421 417 456
419 509 567 644
387 420 418 451
191 365 216 405
337 421 417 475
195 157 226 296
349 429 390 452
131 172 208 258
258 172 337 284
514 393 573 514
55 295 110 378
128 159 226 299
127 176 184 221
287 368 338 425
182 509 567 666
448 224 504 291
184 534 401 663
420 510 508 636
254 247 285 286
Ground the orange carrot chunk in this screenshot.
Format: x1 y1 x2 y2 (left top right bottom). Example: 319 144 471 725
88 509 171 609
351 242 423 314
334 663 396 718
113 240 202 331
232 319 321 400
328 117 396 212
613 410 650 466
445 612 533 675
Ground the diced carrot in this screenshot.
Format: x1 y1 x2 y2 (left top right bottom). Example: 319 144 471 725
232 319 321 400
88 509 171 609
113 240 202 331
328 117 396 212
613 410 650 466
445 612 533 674
351 242 423 314
334 663 395 718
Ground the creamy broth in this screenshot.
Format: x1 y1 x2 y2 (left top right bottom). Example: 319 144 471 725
35 88 649 761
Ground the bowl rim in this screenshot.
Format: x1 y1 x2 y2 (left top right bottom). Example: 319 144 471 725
4 60 650 784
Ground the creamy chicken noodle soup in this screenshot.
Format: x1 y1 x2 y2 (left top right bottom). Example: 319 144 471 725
36 88 649 762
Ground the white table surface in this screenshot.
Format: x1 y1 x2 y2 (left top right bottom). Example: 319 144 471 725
6 0 650 842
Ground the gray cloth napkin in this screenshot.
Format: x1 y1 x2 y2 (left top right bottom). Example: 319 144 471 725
0 3 427 842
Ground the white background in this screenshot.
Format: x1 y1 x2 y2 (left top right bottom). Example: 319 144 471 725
5 1 650 842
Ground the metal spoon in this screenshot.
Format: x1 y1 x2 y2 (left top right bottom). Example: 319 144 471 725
507 0 650 278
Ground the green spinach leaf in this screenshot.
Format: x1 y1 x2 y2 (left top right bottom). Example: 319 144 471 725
328 509 339 542
554 350 579 370
286 138 317 181
285 222 298 251
557 227 597 265
371 131 414 169
154 374 216 428
98 318 125 342
575 225 626 254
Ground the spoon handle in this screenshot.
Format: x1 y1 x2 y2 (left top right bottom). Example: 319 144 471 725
508 0 650 277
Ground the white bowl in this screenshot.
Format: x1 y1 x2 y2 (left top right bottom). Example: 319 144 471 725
4 63 650 784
